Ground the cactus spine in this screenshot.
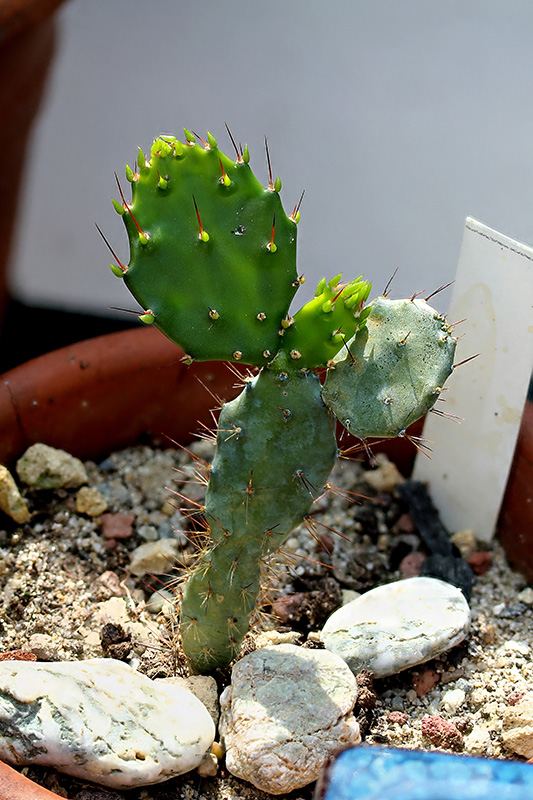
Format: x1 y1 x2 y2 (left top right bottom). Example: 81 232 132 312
109 129 457 673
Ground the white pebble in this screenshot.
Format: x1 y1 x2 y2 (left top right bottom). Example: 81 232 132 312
128 539 179 576
321 576 470 678
441 688 465 713
0 658 215 788
219 643 359 795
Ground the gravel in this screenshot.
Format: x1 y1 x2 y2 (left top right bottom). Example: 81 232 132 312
0 440 531 799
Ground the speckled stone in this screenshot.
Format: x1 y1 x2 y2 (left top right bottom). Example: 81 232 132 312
0 658 215 788
501 695 533 759
0 465 30 523
16 443 88 489
321 576 470 678
219 643 360 795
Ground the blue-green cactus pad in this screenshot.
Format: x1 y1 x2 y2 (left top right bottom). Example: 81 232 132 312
321 296 456 438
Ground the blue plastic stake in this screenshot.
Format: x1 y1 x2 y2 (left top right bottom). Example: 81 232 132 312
317 745 533 800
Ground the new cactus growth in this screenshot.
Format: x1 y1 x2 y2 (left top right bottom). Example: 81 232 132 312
107 128 457 673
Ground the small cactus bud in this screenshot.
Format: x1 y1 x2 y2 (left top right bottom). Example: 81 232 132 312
111 198 126 216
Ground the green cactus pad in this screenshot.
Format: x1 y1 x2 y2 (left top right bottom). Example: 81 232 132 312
280 274 373 368
321 296 456 438
117 134 299 364
180 357 338 672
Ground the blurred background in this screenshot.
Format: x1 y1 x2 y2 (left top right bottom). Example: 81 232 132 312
2 0 533 372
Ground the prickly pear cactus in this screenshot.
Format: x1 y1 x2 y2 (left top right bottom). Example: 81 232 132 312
108 128 458 673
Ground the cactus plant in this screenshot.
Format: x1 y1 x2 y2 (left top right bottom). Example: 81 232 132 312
107 128 457 673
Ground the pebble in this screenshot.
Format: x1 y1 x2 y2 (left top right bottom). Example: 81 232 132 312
363 453 405 492
75 486 108 516
0 658 215 788
100 512 135 540
441 688 466 713
467 551 492 575
421 714 464 751
501 696 533 759
451 529 478 558
128 539 180 576
321 576 471 678
464 725 493 756
219 643 360 795
0 465 30 523
160 675 219 726
16 443 88 489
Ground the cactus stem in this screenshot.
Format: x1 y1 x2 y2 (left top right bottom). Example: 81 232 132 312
424 280 455 302
224 122 243 162
290 188 305 222
192 195 210 242
267 213 277 252
94 223 127 274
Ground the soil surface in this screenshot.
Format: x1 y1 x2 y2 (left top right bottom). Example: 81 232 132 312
0 441 531 800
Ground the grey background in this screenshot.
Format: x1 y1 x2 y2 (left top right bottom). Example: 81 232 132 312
9 0 533 320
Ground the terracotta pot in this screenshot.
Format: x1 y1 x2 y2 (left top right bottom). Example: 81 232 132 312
0 0 66 330
0 326 241 466
497 398 533 582
0 759 65 800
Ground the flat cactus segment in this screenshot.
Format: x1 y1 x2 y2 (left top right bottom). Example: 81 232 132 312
180 360 338 672
321 296 456 438
118 134 299 364
280 274 372 368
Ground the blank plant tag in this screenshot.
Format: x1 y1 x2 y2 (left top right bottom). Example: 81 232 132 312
413 217 533 542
